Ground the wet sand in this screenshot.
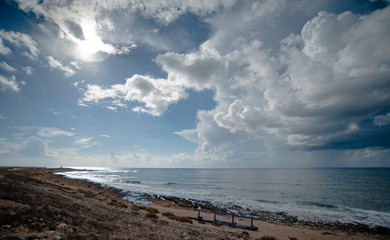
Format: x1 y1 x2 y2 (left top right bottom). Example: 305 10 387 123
0 167 388 240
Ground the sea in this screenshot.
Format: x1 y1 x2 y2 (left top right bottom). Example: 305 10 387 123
59 168 390 228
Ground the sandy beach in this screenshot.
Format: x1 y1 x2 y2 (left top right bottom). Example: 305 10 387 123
0 168 388 240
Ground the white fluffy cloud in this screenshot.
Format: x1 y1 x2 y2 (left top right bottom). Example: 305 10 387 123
22 66 34 75
10 0 389 165
0 75 21 92
46 56 76 77
0 29 39 59
79 4 390 157
0 61 17 72
80 74 188 116
14 0 237 60
214 99 267 134
14 1 136 61
155 45 226 90
276 6 390 147
170 4 390 158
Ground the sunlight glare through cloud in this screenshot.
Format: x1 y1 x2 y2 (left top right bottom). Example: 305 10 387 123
76 19 115 61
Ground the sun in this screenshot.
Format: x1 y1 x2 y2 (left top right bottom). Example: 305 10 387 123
75 19 115 61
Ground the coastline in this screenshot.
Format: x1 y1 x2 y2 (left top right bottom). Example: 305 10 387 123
1 167 388 240
146 194 390 235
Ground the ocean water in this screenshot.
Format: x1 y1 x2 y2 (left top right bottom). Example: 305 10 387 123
60 168 390 227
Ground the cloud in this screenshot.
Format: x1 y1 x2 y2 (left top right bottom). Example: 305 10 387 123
13 0 236 59
80 84 126 103
374 113 390 126
275 6 390 148
168 4 390 159
0 38 12 55
125 0 236 24
124 74 188 116
8 0 389 166
70 61 81 70
22 66 34 75
79 4 390 155
36 127 75 138
0 139 20 155
0 61 17 72
14 1 137 61
109 150 118 164
19 136 48 157
74 137 101 148
155 46 226 91
0 75 21 92
214 99 267 134
0 29 39 59
80 74 188 116
174 129 198 144
46 56 75 77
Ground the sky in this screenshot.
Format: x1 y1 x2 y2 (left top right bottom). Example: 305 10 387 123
0 0 389 168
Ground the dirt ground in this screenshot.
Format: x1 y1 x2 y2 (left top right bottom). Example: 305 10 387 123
0 168 388 240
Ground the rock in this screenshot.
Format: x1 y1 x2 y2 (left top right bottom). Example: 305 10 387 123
181 231 190 239
54 234 62 240
56 223 73 233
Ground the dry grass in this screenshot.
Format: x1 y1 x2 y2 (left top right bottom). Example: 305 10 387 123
175 216 193 223
162 212 192 223
162 212 175 217
258 236 279 240
145 207 159 214
108 199 128 208
131 205 140 211
146 212 159 219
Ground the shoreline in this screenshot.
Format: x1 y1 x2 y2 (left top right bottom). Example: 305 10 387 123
58 168 390 234
1 167 389 239
145 194 390 235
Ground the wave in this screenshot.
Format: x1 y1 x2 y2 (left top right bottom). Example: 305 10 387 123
165 182 178 185
60 168 390 228
255 199 279 204
297 201 338 209
125 180 141 184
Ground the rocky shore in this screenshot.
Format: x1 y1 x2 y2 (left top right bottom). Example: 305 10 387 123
1 167 389 240
144 194 390 236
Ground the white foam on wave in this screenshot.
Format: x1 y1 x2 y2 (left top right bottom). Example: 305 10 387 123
59 168 390 228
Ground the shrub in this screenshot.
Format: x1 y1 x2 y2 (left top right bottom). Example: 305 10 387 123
162 212 192 223
146 212 159 219
115 202 128 208
258 236 278 240
131 206 140 211
145 207 159 213
162 212 175 217
175 216 193 223
108 199 127 208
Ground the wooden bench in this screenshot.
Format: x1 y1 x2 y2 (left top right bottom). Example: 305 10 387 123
189 209 259 231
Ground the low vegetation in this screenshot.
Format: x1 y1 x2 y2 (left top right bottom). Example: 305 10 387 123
258 236 278 240
145 207 159 214
131 205 140 211
146 212 159 219
162 212 192 224
162 212 176 219
108 199 128 208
